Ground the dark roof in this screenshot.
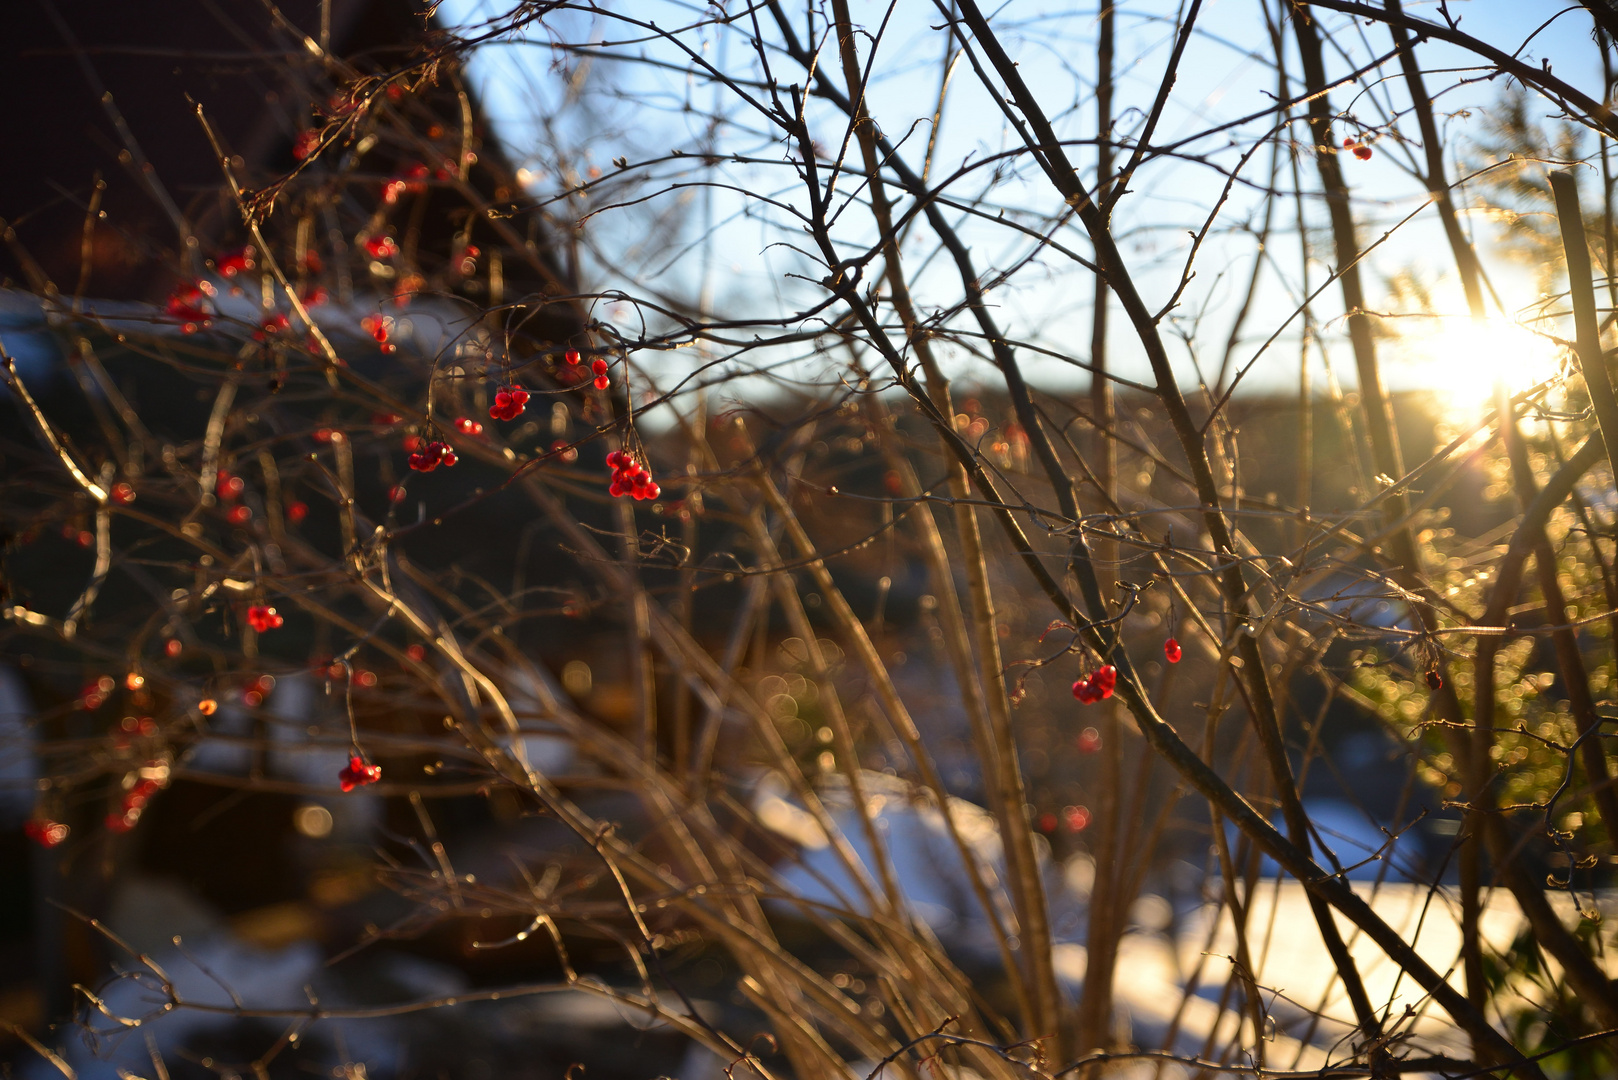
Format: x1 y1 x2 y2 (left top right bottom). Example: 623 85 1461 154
1 0 573 322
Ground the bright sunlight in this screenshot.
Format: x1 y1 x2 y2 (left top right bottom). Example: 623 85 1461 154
1403 316 1565 418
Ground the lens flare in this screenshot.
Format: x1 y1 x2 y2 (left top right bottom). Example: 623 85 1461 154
1407 317 1563 418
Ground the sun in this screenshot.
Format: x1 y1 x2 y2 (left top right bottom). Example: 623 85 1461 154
1404 317 1565 419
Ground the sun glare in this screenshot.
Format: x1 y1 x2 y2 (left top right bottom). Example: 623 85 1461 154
1407 318 1564 418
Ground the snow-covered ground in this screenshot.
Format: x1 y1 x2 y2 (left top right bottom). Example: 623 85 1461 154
18 766 1599 1080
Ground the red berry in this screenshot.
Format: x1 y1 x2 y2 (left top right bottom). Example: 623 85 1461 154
164 639 182 658
364 236 399 259
564 349 582 366
25 819 70 847
338 755 382 792
1094 664 1117 699
216 246 255 278
227 505 252 525
1077 726 1101 754
1164 637 1182 664
593 375 610 390
166 280 215 329
247 604 283 633
455 417 483 436
406 644 427 662
216 473 245 501
254 312 290 341
489 384 527 420
591 359 608 375
644 482 660 499
1064 805 1092 832
408 440 453 472
1037 812 1058 833
287 501 309 523
111 482 136 505
1354 145 1373 160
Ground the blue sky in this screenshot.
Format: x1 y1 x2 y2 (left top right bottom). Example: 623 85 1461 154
435 0 1604 412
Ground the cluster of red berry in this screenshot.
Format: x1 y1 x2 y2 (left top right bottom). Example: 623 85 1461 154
107 773 164 833
360 313 395 354
559 349 612 390
1069 638 1182 710
605 451 660 500
247 604 284 632
339 755 382 792
1072 664 1117 705
25 819 69 847
381 163 430 205
1342 136 1373 161
241 673 276 707
489 384 530 421
454 416 483 436
165 280 215 332
407 439 457 472
216 246 255 278
253 311 291 342
80 675 116 709
1036 805 1092 833
114 714 159 745
216 481 253 523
